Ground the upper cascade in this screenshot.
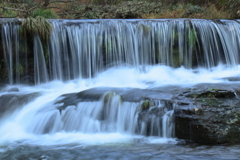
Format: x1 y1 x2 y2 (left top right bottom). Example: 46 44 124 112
1 19 240 84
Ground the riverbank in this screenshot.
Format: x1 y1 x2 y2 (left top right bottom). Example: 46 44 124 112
1 1 239 19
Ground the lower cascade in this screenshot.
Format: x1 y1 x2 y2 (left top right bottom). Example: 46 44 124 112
0 90 175 138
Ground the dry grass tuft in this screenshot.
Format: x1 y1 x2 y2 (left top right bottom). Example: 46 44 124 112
21 16 52 41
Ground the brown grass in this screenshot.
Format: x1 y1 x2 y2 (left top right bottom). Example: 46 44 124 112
1 1 236 19
142 4 231 19
205 5 231 19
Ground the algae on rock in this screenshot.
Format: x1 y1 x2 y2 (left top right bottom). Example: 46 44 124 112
141 100 151 110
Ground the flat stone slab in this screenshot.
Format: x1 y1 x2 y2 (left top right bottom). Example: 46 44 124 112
55 87 173 111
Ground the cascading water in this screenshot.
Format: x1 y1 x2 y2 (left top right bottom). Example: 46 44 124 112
138 99 175 138
1 19 240 84
28 92 140 135
0 19 240 159
0 89 174 138
34 36 49 85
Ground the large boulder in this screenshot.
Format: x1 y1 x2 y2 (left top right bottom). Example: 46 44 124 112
175 83 240 144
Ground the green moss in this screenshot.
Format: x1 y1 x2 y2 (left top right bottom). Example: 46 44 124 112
188 29 197 48
102 91 123 105
201 99 222 106
119 95 123 104
2 10 17 18
141 100 151 110
172 49 180 68
103 91 115 104
31 9 58 19
190 90 235 99
15 63 24 75
209 88 218 91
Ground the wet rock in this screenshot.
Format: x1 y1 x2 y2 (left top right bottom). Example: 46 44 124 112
175 83 240 144
0 92 40 119
141 100 151 110
55 87 173 111
6 87 19 92
137 100 174 136
183 83 238 99
55 83 240 144
175 104 240 144
187 89 235 99
222 76 240 82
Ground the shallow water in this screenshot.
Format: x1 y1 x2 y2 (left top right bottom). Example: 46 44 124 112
1 140 240 160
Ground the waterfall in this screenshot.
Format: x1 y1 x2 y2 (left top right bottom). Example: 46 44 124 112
138 99 175 138
26 92 139 134
0 18 240 146
3 91 172 137
1 19 28 84
1 22 18 84
34 36 49 85
1 19 240 84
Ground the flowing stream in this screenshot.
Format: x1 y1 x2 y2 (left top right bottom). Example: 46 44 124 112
0 19 240 159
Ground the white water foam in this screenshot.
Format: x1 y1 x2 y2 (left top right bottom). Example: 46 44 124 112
91 64 240 88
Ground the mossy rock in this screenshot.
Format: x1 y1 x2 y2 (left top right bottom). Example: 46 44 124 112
197 98 223 107
141 100 151 110
188 89 235 99
103 91 123 105
103 91 115 104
